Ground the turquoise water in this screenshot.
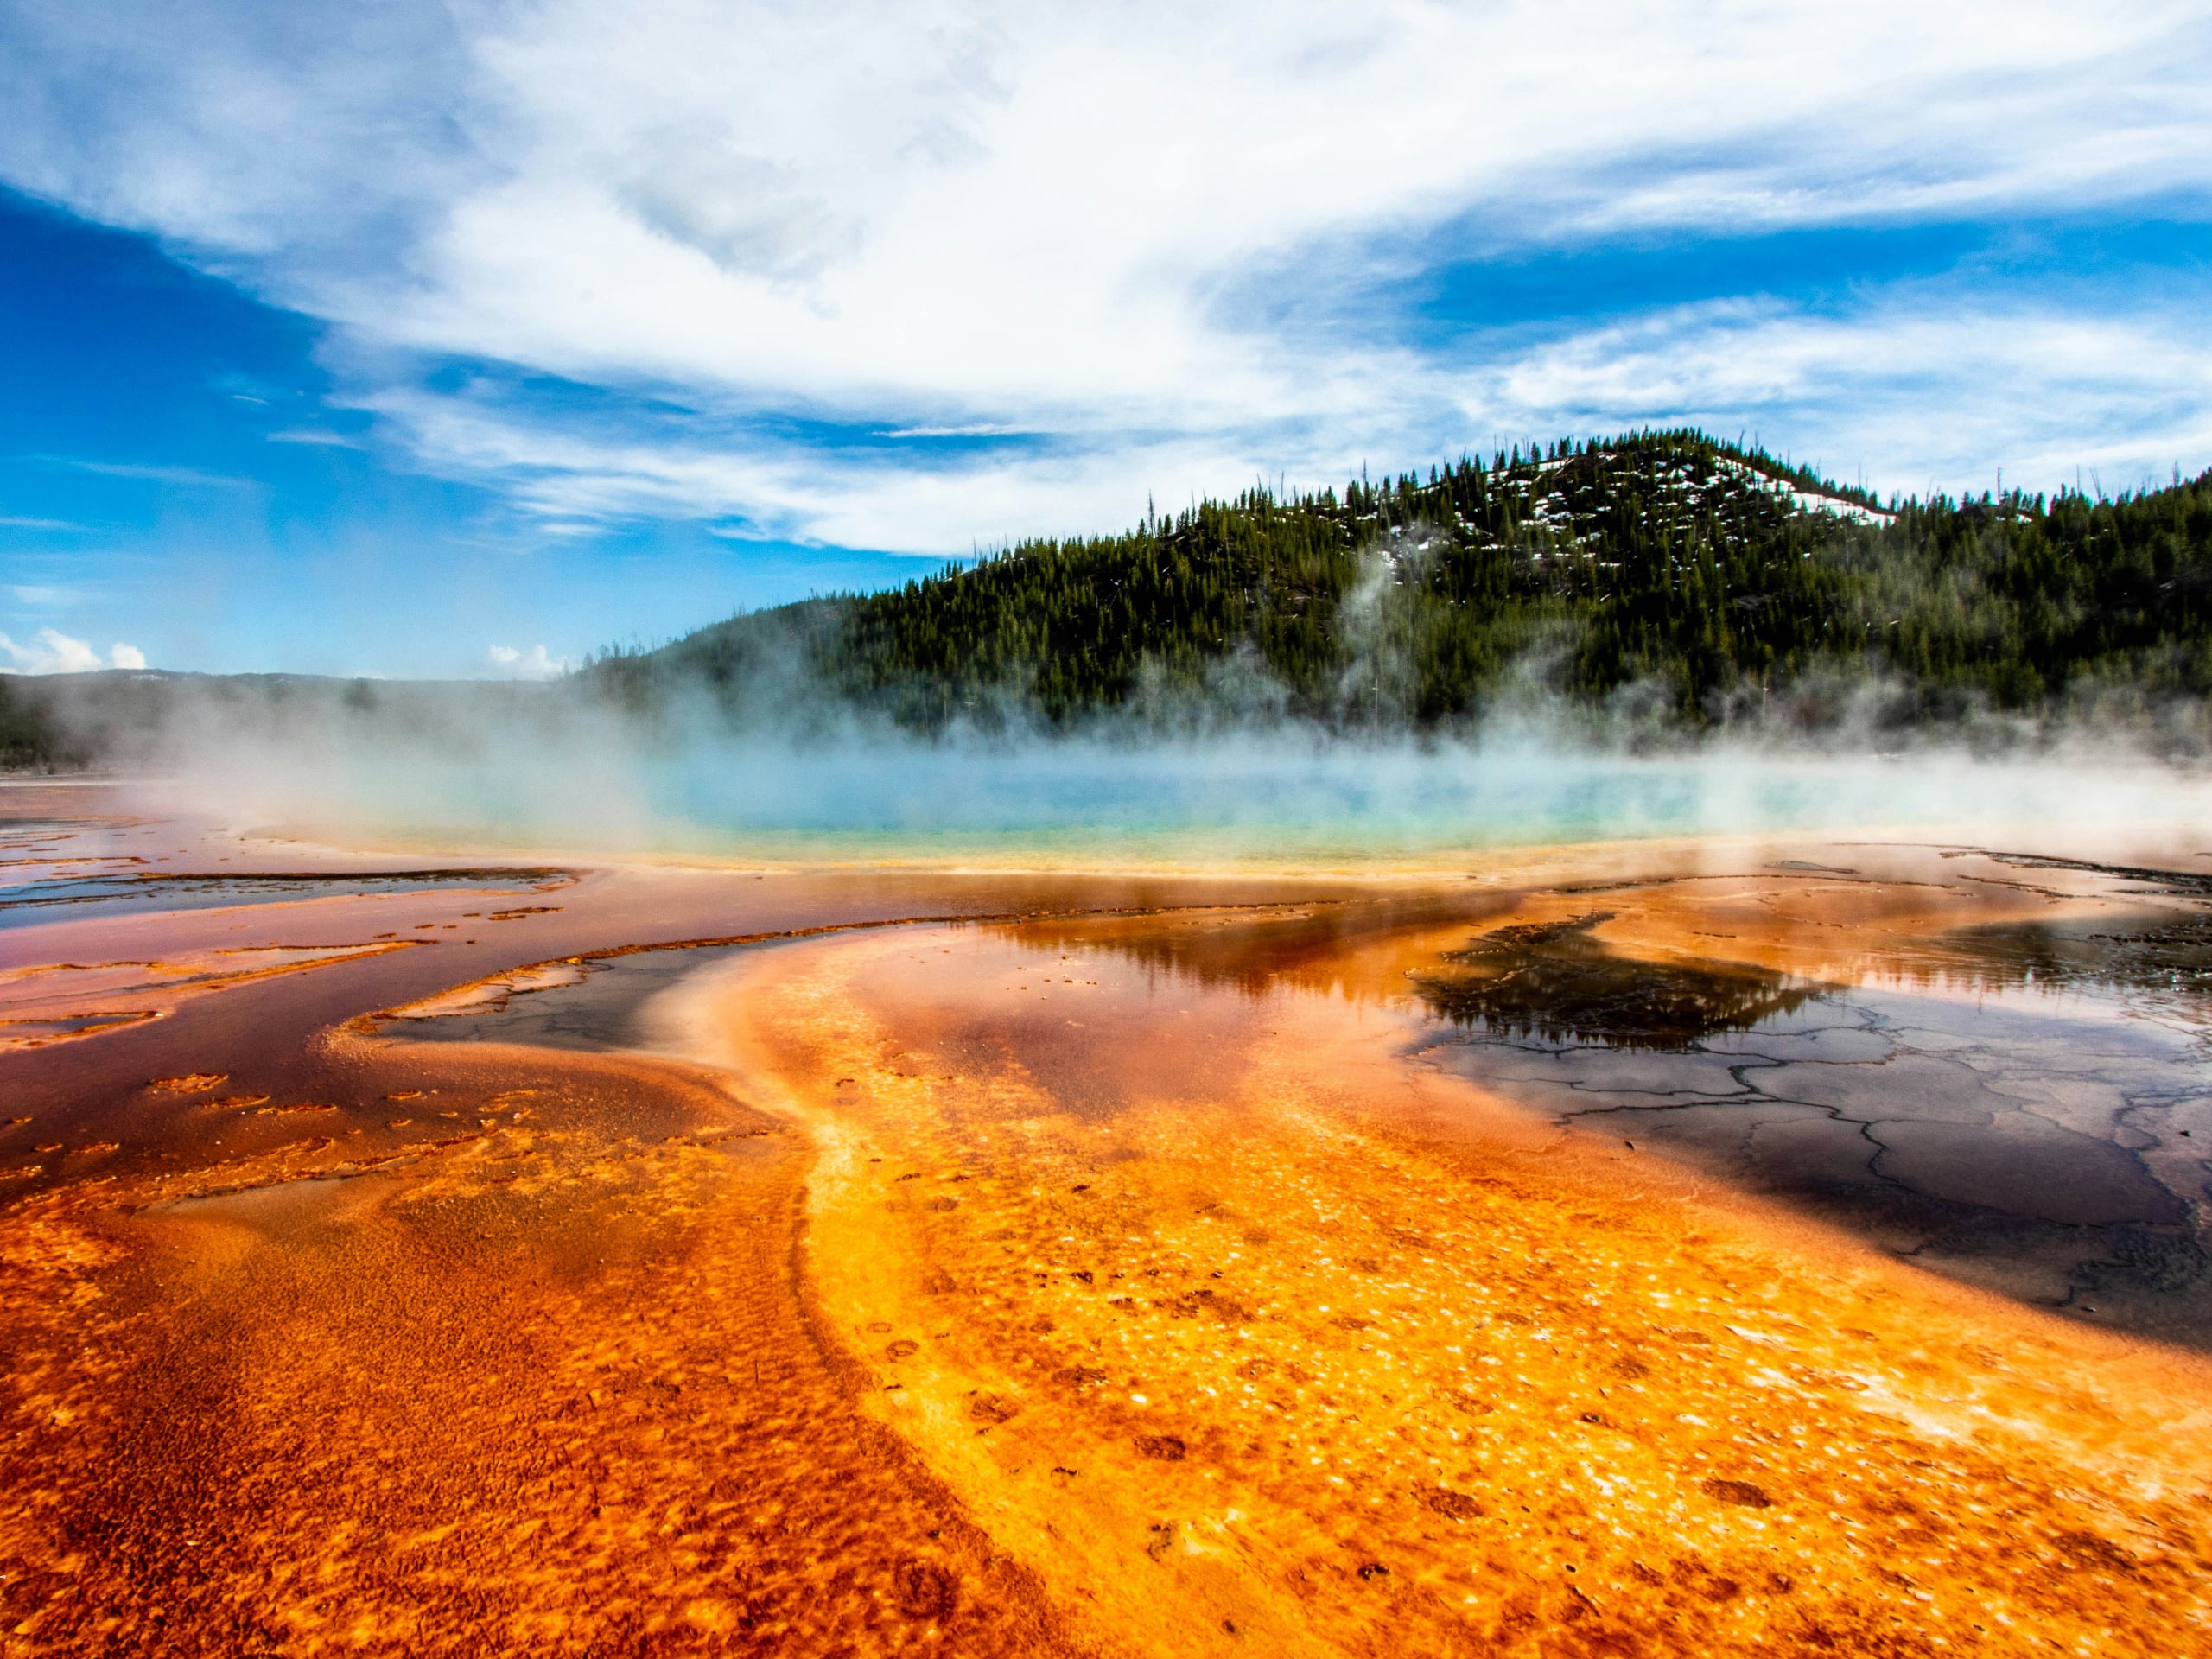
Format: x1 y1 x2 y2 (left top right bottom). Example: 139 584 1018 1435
171 733 2212 866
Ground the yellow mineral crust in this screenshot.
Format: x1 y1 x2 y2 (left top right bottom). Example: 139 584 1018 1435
705 924 2212 1659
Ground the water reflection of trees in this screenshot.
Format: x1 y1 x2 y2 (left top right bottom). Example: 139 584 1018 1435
1412 913 1827 1050
1865 914 2212 1023
983 894 1506 1005
986 880 2212 1046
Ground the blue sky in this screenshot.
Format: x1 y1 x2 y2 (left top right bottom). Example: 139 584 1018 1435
2 0 2209 678
0 189 923 676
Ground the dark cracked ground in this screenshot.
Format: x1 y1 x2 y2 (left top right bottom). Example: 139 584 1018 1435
1408 855 2212 1346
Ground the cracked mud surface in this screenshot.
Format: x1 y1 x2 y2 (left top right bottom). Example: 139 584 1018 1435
1407 862 2212 1347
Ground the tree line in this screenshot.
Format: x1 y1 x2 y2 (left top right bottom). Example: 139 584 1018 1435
592 430 2212 731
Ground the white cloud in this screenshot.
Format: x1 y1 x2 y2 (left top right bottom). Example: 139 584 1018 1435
340 0 2209 438
1471 296 2212 493
59 459 253 487
0 0 2208 541
364 294 2212 552
0 626 146 673
486 643 572 679
265 428 364 448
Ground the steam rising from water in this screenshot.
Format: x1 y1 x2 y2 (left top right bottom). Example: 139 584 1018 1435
99 683 2212 865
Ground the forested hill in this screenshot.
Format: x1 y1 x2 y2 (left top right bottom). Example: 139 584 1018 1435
9 430 2212 770
591 430 2212 730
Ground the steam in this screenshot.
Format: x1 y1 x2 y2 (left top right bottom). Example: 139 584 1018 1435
46 663 2212 868
1332 524 1440 726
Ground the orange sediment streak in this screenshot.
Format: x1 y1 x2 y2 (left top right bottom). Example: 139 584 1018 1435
695 922 2212 1657
0 1040 1087 1655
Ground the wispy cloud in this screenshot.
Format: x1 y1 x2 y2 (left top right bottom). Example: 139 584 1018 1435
58 459 254 487
0 515 84 531
0 626 143 674
0 0 2208 546
361 289 2212 551
265 428 365 448
881 424 1034 440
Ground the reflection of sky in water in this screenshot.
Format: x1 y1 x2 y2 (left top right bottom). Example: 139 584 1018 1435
0 868 569 930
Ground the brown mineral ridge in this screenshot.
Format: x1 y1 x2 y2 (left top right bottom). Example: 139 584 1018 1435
683 915 2212 1659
